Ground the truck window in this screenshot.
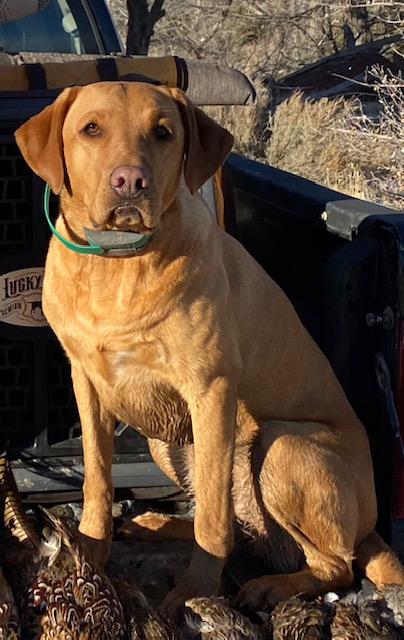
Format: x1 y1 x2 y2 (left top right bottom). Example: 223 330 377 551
0 0 100 54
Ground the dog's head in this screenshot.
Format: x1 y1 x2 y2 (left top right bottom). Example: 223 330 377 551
15 81 233 235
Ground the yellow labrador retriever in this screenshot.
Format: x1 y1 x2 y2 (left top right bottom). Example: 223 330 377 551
15 81 404 613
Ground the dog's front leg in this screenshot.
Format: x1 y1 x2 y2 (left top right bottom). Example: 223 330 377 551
163 376 237 613
71 362 115 567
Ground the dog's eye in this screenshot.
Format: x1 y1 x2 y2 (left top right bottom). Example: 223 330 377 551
83 122 100 136
155 125 170 140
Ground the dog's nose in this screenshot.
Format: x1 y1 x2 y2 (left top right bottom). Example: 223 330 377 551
110 165 150 198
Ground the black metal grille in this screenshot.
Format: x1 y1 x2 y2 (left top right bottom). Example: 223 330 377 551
0 115 153 471
0 337 35 448
0 134 32 259
46 342 79 445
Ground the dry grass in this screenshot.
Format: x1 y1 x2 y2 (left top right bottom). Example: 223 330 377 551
204 104 268 161
205 77 404 209
267 93 350 178
265 92 371 199
261 79 404 208
335 66 404 208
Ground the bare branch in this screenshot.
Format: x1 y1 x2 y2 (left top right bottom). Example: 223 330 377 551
126 0 165 55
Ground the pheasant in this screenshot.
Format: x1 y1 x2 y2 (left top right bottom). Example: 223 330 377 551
0 453 126 639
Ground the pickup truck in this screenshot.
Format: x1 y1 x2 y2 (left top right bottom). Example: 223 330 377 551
1 0 403 552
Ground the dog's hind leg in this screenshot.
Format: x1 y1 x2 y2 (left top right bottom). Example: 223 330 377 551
355 530 404 586
235 419 377 612
235 542 355 612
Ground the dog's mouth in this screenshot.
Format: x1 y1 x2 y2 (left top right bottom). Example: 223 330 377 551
105 203 155 235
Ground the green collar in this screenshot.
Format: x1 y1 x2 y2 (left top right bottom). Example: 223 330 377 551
43 184 151 256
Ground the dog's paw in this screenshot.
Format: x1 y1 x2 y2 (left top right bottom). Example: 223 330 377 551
161 578 219 619
234 576 283 613
160 585 197 619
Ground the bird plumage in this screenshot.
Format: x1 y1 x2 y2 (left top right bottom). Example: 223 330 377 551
0 454 125 639
115 575 182 640
269 595 330 640
182 596 266 640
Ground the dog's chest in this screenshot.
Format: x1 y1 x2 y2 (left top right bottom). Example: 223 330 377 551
98 342 193 445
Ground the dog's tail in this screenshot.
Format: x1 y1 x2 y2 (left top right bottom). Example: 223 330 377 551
355 530 404 586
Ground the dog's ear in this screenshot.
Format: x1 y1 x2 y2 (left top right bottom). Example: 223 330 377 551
15 86 80 195
169 88 234 194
